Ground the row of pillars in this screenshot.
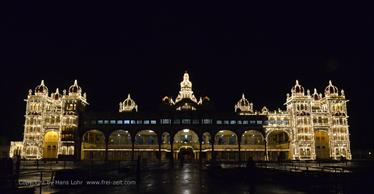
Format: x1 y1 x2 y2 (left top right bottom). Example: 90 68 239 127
80 136 270 162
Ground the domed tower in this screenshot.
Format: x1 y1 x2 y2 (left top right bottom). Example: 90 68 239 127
171 71 205 111
119 94 138 112
22 80 52 159
234 94 254 115
285 80 316 160
60 80 89 157
322 81 351 160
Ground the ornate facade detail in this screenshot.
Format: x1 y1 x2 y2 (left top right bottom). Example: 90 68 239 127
12 80 88 159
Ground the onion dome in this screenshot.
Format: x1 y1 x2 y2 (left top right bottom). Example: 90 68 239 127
235 94 253 113
68 80 82 94
312 88 321 100
119 94 138 112
35 80 48 95
291 80 304 95
261 106 269 114
325 80 339 96
51 88 62 100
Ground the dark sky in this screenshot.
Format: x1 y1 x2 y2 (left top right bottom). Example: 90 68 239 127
1 2 373 149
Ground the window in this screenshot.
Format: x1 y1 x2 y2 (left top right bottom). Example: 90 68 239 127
124 120 130 124
249 120 254 124
257 120 263 125
151 120 157 124
110 120 116 124
182 119 191 124
144 120 150 124
230 120 236 125
216 120 222 125
131 120 136 124
161 119 171 124
202 119 212 124
223 120 229 125
237 120 242 124
104 120 109 124
173 119 180 124
136 120 142 124
192 119 199 124
243 120 249 125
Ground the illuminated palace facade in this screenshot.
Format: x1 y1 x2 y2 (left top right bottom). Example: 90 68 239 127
10 72 352 161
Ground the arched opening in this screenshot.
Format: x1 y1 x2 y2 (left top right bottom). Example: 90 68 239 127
161 132 171 160
201 132 212 160
267 130 290 161
81 130 105 160
241 130 265 161
173 129 199 160
42 131 59 159
178 146 195 161
315 130 330 159
108 130 132 160
214 130 238 161
134 130 158 161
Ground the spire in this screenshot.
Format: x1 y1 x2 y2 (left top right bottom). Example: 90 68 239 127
242 93 245 99
41 80 45 85
55 88 59 93
74 80 78 86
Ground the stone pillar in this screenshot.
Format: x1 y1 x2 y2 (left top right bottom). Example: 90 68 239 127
212 136 216 161
170 138 174 166
105 137 109 161
131 137 135 161
158 135 162 162
238 138 241 162
264 140 268 161
199 140 203 164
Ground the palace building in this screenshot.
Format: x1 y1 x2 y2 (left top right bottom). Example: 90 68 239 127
9 72 352 161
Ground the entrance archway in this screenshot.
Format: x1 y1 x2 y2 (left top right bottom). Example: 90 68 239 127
178 146 194 160
266 130 290 161
214 130 238 161
108 130 132 160
241 130 265 161
81 129 106 160
173 129 199 160
315 130 330 159
134 130 158 161
43 131 59 158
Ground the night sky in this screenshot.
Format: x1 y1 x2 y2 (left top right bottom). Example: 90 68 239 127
1 3 373 150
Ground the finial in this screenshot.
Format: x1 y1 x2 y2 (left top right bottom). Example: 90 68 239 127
341 89 345 96
307 89 310 95
74 80 78 85
127 93 131 99
313 88 317 94
329 80 332 85
63 89 66 95
296 80 299 85
28 89 32 95
55 88 59 93
242 93 245 99
41 80 45 85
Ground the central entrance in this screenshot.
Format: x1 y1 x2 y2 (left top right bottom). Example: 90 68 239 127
178 146 194 160
174 129 199 160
